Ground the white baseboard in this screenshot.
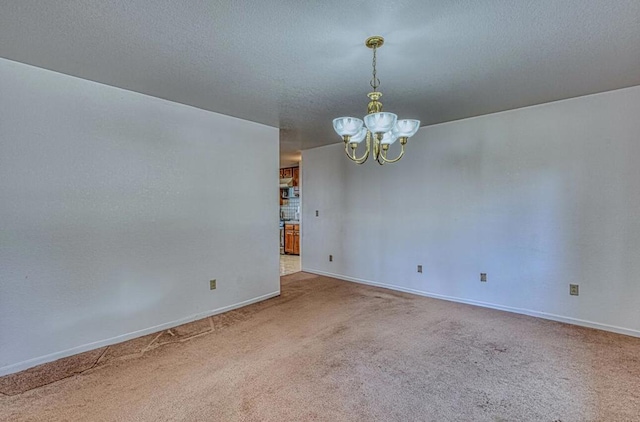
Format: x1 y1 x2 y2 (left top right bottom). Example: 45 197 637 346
303 268 640 339
0 291 280 377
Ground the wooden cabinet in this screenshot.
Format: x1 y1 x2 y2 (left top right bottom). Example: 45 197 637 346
279 166 300 187
279 166 300 221
284 223 300 255
293 227 300 255
284 224 294 254
292 167 299 187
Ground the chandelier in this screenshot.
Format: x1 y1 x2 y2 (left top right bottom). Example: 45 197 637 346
333 36 420 165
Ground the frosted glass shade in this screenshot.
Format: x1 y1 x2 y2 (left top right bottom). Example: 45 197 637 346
333 117 364 137
350 127 368 143
392 119 421 139
364 112 397 134
380 131 398 145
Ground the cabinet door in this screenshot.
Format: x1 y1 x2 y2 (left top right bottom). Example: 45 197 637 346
292 167 299 187
293 231 300 255
283 168 293 178
285 230 294 253
279 168 284 178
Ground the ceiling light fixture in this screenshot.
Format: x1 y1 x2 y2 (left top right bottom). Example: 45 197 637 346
333 36 420 165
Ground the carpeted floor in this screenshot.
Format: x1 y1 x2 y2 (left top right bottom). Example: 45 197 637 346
1 273 639 421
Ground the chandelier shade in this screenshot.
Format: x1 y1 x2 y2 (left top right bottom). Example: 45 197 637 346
392 119 421 139
380 131 398 145
333 117 364 137
350 127 368 143
333 36 420 165
364 112 397 135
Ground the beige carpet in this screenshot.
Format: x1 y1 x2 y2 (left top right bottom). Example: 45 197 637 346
1 273 639 421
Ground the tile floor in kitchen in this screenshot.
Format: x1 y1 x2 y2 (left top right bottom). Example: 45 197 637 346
280 254 300 276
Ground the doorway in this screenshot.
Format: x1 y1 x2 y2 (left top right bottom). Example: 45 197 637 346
279 165 301 275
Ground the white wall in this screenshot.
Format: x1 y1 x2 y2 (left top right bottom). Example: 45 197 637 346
303 85 640 337
0 58 280 375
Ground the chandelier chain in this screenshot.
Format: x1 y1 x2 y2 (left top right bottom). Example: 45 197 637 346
370 46 380 91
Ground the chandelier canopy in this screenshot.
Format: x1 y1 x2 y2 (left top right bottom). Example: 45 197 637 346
333 36 420 165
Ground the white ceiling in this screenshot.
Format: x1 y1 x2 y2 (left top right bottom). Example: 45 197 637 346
2 1 640 165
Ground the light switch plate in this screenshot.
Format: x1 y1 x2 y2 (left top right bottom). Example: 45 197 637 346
210 279 217 290
570 284 579 296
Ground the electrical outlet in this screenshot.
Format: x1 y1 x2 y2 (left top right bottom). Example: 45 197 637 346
316 210 319 217
569 284 579 296
417 265 423 273
329 254 333 262
480 273 487 282
209 279 217 290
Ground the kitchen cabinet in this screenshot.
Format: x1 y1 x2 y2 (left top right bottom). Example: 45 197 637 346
279 166 300 206
292 167 299 187
279 167 300 187
284 223 300 255
284 224 294 254
293 226 300 255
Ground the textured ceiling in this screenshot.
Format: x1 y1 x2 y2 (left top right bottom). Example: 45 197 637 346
2 1 640 165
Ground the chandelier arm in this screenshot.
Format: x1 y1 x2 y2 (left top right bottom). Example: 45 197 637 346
352 132 371 164
343 134 371 164
379 143 406 164
343 142 355 160
344 132 371 164
355 154 369 165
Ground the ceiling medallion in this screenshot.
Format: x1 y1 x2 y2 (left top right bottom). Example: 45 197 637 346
333 36 420 165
